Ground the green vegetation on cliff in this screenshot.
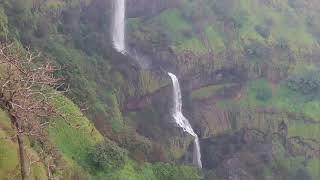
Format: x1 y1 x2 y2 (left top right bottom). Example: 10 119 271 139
1 94 200 179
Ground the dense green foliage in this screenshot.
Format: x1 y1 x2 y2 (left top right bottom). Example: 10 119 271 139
287 70 320 95
90 141 128 172
151 163 201 180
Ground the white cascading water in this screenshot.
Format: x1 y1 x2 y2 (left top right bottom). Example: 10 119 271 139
112 0 150 68
112 0 202 168
168 72 202 168
112 0 126 52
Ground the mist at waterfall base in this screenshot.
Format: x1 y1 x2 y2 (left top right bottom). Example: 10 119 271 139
112 0 125 52
168 73 202 168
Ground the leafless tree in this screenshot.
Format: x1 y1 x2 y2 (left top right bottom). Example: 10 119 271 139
0 44 66 180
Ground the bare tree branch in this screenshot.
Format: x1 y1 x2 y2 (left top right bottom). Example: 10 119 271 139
0 43 66 180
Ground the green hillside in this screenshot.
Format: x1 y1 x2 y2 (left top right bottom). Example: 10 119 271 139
0 0 320 180
0 95 200 179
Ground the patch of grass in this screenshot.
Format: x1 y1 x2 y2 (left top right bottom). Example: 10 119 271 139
272 85 306 113
191 83 237 100
49 96 103 170
288 121 320 140
205 26 226 52
0 110 47 179
274 85 320 123
269 9 316 49
234 0 316 49
106 160 154 180
239 79 273 108
307 159 320 180
303 101 320 122
151 9 192 44
0 110 11 130
238 79 320 123
0 128 19 178
175 37 207 54
0 95 106 179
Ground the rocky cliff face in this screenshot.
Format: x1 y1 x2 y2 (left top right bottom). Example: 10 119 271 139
122 0 320 179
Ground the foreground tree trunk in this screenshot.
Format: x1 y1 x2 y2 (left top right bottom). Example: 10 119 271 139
17 133 28 180
11 115 28 180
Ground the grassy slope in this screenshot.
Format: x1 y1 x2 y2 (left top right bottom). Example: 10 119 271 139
49 96 158 179
191 83 237 100
0 96 97 179
48 95 104 178
0 95 134 179
0 111 47 179
129 0 317 54
1 95 201 180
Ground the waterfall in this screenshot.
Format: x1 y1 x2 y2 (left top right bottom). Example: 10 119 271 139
112 0 151 68
112 0 126 52
111 0 202 169
168 72 202 168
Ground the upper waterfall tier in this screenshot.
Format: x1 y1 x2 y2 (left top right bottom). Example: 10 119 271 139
112 0 126 52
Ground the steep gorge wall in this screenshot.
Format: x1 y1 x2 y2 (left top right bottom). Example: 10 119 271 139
119 0 320 174
192 103 288 138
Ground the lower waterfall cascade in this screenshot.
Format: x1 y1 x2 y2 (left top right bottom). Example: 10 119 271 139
168 72 202 168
